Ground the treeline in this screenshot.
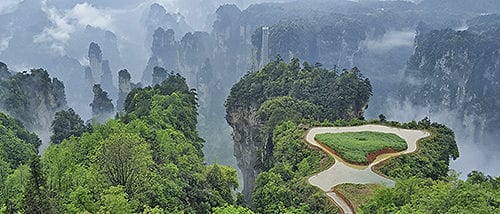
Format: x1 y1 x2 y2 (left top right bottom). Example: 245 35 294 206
226 57 372 124
375 118 459 180
0 74 250 213
362 172 500 213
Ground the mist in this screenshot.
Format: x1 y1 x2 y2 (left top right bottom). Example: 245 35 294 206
362 30 416 52
0 0 499 180
385 99 500 177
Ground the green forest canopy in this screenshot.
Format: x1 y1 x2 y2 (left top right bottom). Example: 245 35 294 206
0 73 244 213
226 58 373 123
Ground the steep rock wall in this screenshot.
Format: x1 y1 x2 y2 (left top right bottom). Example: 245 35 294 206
226 105 263 202
399 27 500 143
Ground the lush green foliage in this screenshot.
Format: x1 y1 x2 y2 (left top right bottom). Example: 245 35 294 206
315 117 459 180
315 132 407 164
50 108 86 144
0 73 239 213
257 96 320 133
0 113 40 212
361 172 500 213
124 73 202 154
226 58 372 122
375 119 459 180
212 204 254 214
0 112 40 153
252 122 337 213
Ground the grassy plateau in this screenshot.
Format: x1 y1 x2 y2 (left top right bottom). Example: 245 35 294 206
314 131 407 164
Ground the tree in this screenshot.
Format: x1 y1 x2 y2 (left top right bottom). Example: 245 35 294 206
3 165 30 213
50 108 85 144
66 186 97 213
97 133 153 198
206 164 239 204
212 205 254 214
24 158 50 213
258 96 320 130
378 114 387 122
99 186 133 214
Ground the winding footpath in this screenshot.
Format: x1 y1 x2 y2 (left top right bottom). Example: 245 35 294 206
305 125 430 214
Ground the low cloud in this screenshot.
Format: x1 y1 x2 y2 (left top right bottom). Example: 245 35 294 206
363 30 416 52
34 1 113 54
0 36 12 53
385 98 500 178
0 0 22 15
67 3 112 29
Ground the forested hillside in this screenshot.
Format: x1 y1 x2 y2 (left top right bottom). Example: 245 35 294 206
0 74 247 213
362 172 500 213
0 1 498 213
226 58 372 201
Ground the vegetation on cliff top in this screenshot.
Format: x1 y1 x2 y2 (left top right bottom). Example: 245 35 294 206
375 118 459 180
226 58 372 122
315 131 407 165
0 68 66 129
226 58 373 213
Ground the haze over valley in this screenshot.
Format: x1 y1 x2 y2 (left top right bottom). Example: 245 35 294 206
0 0 498 213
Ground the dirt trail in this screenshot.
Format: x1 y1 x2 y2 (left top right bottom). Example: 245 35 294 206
306 125 430 214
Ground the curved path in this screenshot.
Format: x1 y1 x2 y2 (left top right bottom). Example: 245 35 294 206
306 125 430 214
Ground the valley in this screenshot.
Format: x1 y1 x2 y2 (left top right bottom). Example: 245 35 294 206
0 0 498 213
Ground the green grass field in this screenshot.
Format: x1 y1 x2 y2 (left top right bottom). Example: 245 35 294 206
314 131 407 164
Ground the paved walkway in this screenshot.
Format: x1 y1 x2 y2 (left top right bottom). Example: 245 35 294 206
305 125 430 214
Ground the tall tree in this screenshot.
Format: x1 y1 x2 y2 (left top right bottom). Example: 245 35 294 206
99 186 133 214
24 158 50 213
50 108 85 144
97 133 153 198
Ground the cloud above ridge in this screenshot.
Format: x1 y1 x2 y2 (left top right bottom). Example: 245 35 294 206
33 1 113 54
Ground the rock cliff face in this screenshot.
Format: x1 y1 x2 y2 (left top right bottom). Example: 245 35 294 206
0 66 66 130
398 23 500 144
117 69 141 112
143 28 213 87
143 28 180 84
0 62 10 79
252 15 366 70
142 3 192 46
117 69 131 112
0 63 67 151
85 42 118 102
101 60 115 96
226 104 263 202
226 61 372 202
90 84 114 123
